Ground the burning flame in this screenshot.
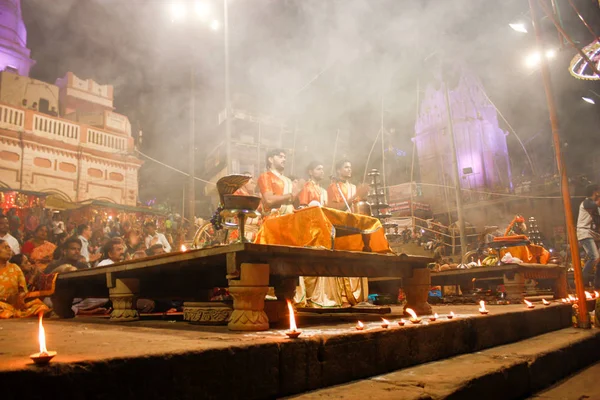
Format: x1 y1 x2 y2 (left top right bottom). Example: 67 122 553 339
524 299 534 308
38 313 48 354
595 291 599 298
542 299 550 305
286 300 298 332
562 298 568 303
479 300 488 313
568 294 577 302
434 313 439 318
381 318 390 325
357 320 364 329
585 291 593 300
180 244 187 252
449 311 455 318
405 308 418 320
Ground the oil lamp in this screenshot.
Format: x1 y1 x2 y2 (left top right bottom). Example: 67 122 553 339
30 314 56 365
285 300 302 338
524 299 535 309
397 319 406 326
356 320 364 331
542 299 550 306
405 308 421 324
478 300 489 315
429 313 439 322
381 318 390 328
447 311 455 319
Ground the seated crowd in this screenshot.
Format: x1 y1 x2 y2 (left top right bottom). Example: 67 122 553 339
0 213 180 319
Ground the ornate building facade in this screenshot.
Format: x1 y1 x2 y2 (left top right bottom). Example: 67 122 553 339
0 0 141 206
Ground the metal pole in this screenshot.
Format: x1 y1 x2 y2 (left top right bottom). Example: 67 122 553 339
443 80 467 261
529 0 590 328
224 0 232 174
380 95 387 202
187 61 196 225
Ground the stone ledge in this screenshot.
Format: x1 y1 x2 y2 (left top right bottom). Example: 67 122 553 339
286 328 600 399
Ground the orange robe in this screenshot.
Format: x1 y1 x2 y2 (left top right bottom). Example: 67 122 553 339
0 262 49 319
257 170 293 216
230 186 261 242
327 180 356 211
298 180 328 206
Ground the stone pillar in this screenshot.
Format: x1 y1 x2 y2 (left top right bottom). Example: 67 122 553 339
403 267 433 316
228 263 270 331
109 278 140 321
503 272 525 302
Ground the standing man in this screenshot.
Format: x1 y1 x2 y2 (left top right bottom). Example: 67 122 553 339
298 161 328 207
327 159 369 211
257 149 303 217
576 184 600 288
144 221 171 253
77 224 101 265
0 215 20 255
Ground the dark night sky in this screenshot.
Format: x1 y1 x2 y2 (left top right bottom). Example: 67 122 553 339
20 0 600 211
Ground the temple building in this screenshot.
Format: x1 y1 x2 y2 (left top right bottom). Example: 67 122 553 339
0 0 141 207
413 73 513 217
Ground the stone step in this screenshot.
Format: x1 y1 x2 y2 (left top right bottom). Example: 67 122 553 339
0 305 574 399
285 327 600 400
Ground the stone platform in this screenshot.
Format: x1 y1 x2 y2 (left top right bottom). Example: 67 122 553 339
0 304 574 399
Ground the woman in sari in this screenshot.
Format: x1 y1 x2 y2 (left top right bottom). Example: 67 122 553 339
0 240 50 318
21 225 50 257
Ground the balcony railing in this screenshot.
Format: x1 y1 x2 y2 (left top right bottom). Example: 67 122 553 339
0 103 132 154
33 113 80 145
86 128 127 153
0 104 24 131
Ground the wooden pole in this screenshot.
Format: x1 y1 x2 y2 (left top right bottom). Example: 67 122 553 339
529 0 590 328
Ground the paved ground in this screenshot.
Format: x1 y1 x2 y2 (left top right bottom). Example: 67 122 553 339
0 303 530 370
530 361 600 400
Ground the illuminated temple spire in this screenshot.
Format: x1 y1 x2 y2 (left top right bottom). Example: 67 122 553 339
0 0 34 76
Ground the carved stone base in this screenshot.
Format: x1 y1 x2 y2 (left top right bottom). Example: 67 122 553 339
404 268 433 316
503 272 525 302
227 286 269 331
183 302 233 325
109 278 139 322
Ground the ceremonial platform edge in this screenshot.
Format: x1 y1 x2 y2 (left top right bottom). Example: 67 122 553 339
52 243 434 331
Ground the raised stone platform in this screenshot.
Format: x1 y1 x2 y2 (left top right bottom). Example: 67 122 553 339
0 304 574 399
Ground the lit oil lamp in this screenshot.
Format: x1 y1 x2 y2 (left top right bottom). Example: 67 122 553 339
568 294 577 302
542 299 550 306
405 308 421 324
478 300 489 315
429 313 439 322
585 291 593 300
356 320 365 331
180 244 187 252
447 311 455 319
397 319 406 326
524 299 535 309
285 300 302 338
381 318 390 328
30 313 56 365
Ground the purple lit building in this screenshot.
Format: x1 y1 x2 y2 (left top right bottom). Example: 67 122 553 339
0 0 34 76
413 73 512 216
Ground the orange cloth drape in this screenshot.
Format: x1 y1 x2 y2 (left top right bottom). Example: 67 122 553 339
499 244 550 264
254 206 391 253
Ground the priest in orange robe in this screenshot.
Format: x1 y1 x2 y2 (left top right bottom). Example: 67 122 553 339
257 149 303 218
298 161 328 207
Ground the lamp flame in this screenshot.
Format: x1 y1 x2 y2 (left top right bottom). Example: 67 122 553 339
286 300 297 332
562 298 568 303
524 299 535 308
585 291 593 300
180 244 187 252
448 311 455 319
542 299 550 305
381 318 390 328
405 308 418 320
38 313 48 354
568 294 577 302
356 320 364 330
479 300 488 314
595 291 599 298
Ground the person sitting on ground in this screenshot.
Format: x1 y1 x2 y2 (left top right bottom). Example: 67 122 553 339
144 221 171 253
97 238 125 267
29 241 56 273
0 240 49 318
46 237 89 273
21 225 51 257
0 215 20 255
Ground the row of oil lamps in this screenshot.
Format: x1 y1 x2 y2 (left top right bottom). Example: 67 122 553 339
32 293 598 365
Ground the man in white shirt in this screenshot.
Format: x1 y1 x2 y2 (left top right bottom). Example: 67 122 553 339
144 221 171 253
77 224 100 264
576 184 600 288
97 238 125 267
0 215 20 255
